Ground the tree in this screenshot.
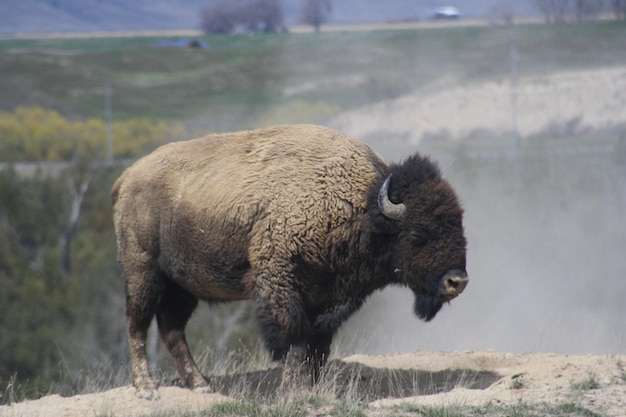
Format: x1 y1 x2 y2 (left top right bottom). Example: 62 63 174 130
573 0 604 21
0 107 184 163
0 108 186 399
199 0 242 34
59 151 95 279
300 0 332 32
531 0 572 22
0 168 76 390
613 0 626 18
242 0 284 33
487 1 516 24
199 0 285 34
0 158 135 401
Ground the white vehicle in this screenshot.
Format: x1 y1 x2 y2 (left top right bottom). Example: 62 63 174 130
430 6 460 19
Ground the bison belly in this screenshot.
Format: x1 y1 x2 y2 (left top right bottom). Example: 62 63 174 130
158 208 253 302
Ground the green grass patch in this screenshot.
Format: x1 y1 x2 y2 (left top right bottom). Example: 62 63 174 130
552 403 603 417
411 404 465 417
571 374 601 391
1 21 624 132
328 401 367 417
179 398 313 417
206 400 263 416
386 401 605 417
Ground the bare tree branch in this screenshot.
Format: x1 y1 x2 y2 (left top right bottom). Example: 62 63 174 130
574 0 605 21
300 0 332 32
59 166 93 279
199 0 284 34
532 0 572 23
613 0 626 19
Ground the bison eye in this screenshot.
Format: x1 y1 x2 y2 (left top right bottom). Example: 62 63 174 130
409 228 430 246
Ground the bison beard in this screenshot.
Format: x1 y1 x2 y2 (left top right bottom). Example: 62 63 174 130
111 124 468 399
414 294 444 322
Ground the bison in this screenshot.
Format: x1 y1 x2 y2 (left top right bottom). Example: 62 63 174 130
111 124 468 399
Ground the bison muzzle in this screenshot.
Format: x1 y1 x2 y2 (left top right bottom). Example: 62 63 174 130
111 124 468 399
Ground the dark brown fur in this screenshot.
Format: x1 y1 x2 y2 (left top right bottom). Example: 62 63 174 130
111 125 468 399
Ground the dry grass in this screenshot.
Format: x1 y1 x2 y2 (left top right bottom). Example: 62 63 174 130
3 349 621 417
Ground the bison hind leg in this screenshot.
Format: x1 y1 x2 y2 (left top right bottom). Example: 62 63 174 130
156 281 210 391
127 307 160 400
122 251 169 400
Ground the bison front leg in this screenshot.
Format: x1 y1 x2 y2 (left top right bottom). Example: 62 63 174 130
252 271 313 389
305 331 332 384
256 309 313 391
307 298 366 382
249 222 323 389
254 292 310 360
282 329 332 388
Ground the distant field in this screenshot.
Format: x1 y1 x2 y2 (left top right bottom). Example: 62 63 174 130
0 20 624 133
0 17 534 39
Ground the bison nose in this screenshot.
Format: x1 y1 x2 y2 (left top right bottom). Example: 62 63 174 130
440 270 469 300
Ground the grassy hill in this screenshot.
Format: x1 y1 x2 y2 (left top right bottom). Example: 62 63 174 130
1 21 624 135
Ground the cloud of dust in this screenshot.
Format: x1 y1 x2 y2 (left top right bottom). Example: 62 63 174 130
326 25 626 356
334 137 626 357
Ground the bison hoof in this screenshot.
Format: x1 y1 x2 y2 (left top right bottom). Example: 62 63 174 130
135 387 160 401
192 385 213 394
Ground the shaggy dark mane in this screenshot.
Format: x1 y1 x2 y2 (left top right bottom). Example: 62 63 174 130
388 154 442 199
367 153 443 227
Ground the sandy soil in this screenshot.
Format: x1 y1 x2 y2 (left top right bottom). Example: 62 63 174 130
351 351 626 415
2 351 625 417
331 66 626 143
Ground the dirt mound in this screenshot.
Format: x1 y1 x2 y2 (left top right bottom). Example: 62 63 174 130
2 351 625 417
349 351 626 415
331 66 626 143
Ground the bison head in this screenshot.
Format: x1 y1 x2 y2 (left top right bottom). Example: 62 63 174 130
375 155 468 321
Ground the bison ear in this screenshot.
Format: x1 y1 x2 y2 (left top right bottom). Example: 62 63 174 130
378 175 406 221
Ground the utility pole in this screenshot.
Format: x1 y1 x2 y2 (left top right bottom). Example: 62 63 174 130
105 82 113 166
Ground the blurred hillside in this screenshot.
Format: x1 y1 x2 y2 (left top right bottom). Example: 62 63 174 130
0 0 536 34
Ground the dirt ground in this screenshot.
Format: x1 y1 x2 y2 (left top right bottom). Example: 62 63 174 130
2 351 625 417
352 351 626 415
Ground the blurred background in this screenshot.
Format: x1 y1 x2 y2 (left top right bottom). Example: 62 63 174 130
1 0 625 401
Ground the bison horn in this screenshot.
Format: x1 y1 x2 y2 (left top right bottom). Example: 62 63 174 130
378 174 406 221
